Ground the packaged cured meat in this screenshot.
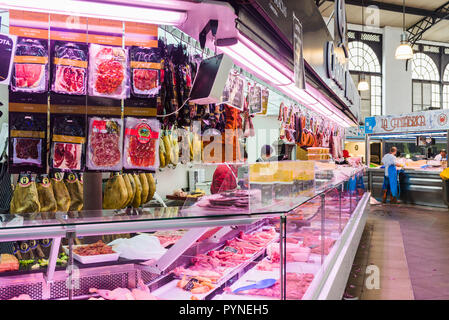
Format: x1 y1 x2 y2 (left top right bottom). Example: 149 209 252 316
12 138 42 166
50 115 85 172
9 113 47 172
248 84 262 114
129 46 161 98
52 42 88 95
103 173 128 210
51 172 71 212
89 44 129 99
259 88 269 115
11 38 48 93
222 71 245 110
0 33 17 85
87 117 123 171
65 172 83 212
10 173 40 214
36 174 57 213
123 117 160 171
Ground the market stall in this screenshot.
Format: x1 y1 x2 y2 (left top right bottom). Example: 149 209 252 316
0 0 367 300
365 110 449 208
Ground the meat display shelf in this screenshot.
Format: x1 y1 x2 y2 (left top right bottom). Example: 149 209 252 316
0 168 368 300
152 228 280 300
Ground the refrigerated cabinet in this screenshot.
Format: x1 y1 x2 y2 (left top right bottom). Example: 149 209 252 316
0 167 367 300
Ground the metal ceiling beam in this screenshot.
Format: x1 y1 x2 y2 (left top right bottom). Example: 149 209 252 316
406 1 449 45
322 0 449 20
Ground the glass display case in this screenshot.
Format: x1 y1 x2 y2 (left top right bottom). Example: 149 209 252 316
0 164 367 300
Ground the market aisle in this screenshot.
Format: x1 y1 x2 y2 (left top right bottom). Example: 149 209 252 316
344 202 449 300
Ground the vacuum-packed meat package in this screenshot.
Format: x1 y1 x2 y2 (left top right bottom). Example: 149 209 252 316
87 117 123 171
12 138 42 165
50 115 85 171
52 42 88 95
53 143 82 170
12 38 48 93
129 46 161 98
123 117 160 171
9 113 47 171
89 44 128 99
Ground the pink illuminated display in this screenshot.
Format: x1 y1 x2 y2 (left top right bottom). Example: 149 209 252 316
220 35 356 127
0 0 356 126
0 0 187 25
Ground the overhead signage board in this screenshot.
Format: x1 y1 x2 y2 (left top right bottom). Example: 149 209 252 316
293 13 305 90
365 110 449 135
252 0 360 120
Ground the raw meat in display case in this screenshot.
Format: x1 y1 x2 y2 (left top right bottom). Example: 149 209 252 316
225 273 314 300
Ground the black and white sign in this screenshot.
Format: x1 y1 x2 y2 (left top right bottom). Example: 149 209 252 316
293 13 305 90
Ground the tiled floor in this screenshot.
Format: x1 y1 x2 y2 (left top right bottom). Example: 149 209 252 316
344 200 449 300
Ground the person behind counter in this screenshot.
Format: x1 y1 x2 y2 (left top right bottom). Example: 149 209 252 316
271 140 288 161
256 145 274 162
381 146 402 204
427 148 434 159
434 149 447 161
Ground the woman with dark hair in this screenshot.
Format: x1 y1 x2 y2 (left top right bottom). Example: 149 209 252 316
256 144 274 162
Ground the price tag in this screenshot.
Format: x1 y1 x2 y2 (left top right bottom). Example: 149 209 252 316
223 246 238 253
183 278 199 291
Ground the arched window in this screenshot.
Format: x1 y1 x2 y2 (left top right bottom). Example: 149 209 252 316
348 41 382 118
443 64 449 109
412 52 440 111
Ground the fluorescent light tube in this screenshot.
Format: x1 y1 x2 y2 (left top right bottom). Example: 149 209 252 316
0 0 187 25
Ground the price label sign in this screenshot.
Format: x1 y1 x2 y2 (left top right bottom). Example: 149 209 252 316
293 12 305 90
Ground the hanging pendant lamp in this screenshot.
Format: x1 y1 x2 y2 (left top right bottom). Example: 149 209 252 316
358 74 369 91
395 0 413 60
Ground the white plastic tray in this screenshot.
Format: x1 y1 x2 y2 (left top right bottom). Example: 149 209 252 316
62 245 120 264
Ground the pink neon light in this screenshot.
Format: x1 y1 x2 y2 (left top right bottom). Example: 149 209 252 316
239 35 293 81
220 43 292 86
0 0 187 25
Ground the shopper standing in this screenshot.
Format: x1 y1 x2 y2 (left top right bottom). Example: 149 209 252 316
256 145 274 162
434 149 447 161
381 146 400 204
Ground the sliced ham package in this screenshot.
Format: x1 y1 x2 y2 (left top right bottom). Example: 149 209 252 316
52 42 88 95
129 46 161 98
221 71 245 111
50 115 86 172
87 117 123 171
248 84 262 114
9 113 47 172
89 44 129 99
123 117 160 171
11 38 48 93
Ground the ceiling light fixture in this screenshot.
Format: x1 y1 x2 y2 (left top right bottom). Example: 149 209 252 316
395 0 413 60
219 38 293 86
0 0 187 25
357 74 369 91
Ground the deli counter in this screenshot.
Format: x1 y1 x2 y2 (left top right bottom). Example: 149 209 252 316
367 165 446 208
0 165 367 300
